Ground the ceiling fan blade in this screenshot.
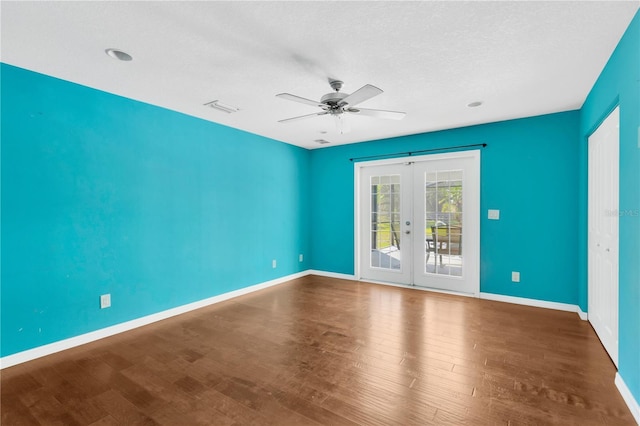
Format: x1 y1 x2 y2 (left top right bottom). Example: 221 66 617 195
276 93 325 108
278 111 328 123
339 84 383 107
346 107 406 120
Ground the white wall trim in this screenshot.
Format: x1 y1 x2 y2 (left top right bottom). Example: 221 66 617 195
307 270 356 281
0 271 309 370
616 372 640 425
308 271 586 318
8 265 629 421
577 307 588 321
480 292 584 318
0 268 598 372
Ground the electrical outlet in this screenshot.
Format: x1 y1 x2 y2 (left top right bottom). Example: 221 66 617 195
272 259 277 268
511 271 520 283
100 293 111 309
299 254 304 262
488 209 500 220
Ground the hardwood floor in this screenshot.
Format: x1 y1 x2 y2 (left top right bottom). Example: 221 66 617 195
1 275 635 425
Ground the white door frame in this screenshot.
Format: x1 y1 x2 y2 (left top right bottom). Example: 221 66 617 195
354 150 480 295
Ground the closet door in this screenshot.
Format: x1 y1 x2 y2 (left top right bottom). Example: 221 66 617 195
588 107 619 366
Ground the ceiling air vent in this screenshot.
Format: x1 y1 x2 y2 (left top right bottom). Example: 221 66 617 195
204 100 239 114
314 139 331 145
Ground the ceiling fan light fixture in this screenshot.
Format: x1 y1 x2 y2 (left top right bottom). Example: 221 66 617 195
334 114 350 134
204 100 239 114
105 48 133 61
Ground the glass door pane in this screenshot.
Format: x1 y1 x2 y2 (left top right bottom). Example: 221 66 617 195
424 170 463 276
370 174 402 270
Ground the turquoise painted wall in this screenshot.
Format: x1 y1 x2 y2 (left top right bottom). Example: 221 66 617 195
579 10 640 405
309 111 580 305
1 64 311 357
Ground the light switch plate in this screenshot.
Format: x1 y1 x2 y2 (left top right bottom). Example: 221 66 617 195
512 271 520 283
488 209 500 220
100 294 111 309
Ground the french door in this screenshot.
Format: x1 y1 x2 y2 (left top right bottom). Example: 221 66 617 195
588 106 619 366
357 151 480 295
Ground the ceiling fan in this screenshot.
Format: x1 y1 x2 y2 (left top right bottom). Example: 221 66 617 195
276 79 406 134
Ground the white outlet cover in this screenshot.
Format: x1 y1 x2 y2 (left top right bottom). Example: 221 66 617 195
100 293 111 309
488 209 500 220
511 271 520 282
299 254 304 262
272 259 277 268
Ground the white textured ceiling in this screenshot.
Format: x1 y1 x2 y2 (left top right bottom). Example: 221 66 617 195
2 1 638 149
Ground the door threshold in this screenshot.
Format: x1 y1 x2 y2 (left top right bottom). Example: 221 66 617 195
357 278 478 298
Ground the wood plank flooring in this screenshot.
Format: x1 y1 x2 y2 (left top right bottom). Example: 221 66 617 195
1 275 635 425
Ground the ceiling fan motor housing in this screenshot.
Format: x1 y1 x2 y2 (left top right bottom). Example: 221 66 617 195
321 92 349 112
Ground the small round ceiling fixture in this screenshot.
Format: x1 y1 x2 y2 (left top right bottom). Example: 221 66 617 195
467 101 483 108
105 48 133 61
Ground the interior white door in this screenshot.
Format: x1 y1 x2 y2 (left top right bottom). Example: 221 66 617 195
588 106 619 366
412 155 480 294
358 163 413 285
357 151 480 295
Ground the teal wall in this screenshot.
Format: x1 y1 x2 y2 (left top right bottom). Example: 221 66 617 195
1 64 311 356
310 111 580 305
579 10 640 405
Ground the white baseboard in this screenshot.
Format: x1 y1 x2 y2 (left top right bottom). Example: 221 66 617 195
0 271 308 370
480 292 584 318
0 269 594 368
577 307 588 321
616 372 640 424
308 271 586 318
307 270 356 281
